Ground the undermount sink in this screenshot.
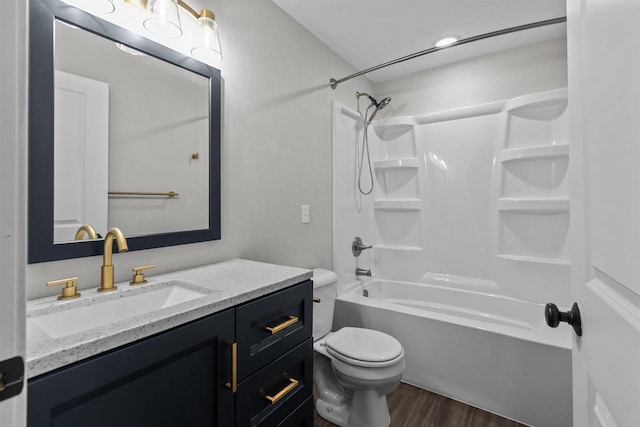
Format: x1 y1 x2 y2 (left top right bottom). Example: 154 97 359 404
31 284 207 339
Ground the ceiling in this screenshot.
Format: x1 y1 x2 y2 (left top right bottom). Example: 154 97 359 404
272 0 567 85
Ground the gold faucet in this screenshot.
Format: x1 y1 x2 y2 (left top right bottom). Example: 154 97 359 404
98 227 128 292
74 224 99 240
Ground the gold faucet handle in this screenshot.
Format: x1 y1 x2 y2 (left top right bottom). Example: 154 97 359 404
130 265 155 285
46 277 80 300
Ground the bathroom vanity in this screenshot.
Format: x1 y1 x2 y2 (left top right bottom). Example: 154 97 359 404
26 260 313 426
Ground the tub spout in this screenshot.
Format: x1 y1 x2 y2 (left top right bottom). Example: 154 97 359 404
355 268 372 277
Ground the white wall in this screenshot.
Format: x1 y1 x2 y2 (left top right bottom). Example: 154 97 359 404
374 37 567 117
27 0 372 300
0 0 27 423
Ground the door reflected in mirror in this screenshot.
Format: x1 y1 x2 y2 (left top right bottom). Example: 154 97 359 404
54 20 210 244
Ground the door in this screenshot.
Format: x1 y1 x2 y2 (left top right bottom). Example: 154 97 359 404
53 71 109 242
568 1 640 426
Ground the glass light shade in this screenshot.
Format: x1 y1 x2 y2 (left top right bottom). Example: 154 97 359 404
83 0 115 14
143 0 182 39
191 16 223 63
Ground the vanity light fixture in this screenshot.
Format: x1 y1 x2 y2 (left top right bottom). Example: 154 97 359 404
144 0 182 39
122 0 222 61
84 0 115 15
191 9 223 61
435 36 459 48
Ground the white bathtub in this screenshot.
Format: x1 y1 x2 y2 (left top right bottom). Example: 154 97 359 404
333 279 572 427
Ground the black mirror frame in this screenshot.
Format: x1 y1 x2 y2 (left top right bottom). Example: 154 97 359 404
28 0 221 263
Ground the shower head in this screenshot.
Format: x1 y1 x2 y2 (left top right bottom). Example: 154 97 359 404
367 96 391 124
356 91 377 105
356 91 392 124
377 97 392 110
356 91 391 110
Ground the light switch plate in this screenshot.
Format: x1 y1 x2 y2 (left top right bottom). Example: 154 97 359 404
301 205 310 224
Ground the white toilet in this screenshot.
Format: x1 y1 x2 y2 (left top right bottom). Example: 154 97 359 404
312 268 405 427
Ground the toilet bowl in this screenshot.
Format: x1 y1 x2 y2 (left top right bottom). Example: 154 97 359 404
312 268 405 427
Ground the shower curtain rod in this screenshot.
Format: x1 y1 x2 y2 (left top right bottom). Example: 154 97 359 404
329 17 567 89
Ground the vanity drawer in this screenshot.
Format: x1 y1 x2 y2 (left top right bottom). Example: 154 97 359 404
263 396 314 427
236 338 313 427
236 280 312 379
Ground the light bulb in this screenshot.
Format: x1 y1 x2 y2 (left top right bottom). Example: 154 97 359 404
435 37 458 48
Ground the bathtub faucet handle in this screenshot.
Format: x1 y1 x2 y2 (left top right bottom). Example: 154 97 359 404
355 268 372 277
352 237 373 257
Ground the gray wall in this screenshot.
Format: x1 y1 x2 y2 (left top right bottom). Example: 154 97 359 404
27 0 372 299
375 37 567 117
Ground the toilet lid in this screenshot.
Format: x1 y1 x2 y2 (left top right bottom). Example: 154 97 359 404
325 327 403 365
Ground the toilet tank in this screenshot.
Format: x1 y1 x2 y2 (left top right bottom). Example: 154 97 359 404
312 268 337 340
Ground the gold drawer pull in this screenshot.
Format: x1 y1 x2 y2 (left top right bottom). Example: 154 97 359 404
224 342 237 393
265 316 298 334
265 378 298 405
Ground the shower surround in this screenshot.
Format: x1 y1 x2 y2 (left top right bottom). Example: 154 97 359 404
331 88 572 426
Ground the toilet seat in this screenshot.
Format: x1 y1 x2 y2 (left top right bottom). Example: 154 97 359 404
325 327 404 368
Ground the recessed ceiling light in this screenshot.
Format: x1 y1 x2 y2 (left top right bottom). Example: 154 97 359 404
435 36 459 48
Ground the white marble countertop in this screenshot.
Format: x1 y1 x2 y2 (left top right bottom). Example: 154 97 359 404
26 259 312 378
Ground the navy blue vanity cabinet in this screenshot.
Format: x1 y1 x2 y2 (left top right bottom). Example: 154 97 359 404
235 280 313 426
27 280 314 427
235 280 312 379
235 340 313 426
276 397 315 426
27 308 235 427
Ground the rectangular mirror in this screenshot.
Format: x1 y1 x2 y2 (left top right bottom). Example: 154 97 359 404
29 0 221 263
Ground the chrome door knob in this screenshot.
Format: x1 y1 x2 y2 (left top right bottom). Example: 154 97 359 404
545 302 582 336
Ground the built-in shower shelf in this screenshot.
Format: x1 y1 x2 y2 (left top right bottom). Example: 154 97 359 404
497 254 571 266
504 89 568 120
373 199 422 211
500 144 569 163
497 198 569 214
374 244 422 251
373 118 415 130
375 158 420 170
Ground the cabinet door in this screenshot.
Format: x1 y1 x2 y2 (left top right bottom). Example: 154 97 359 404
236 280 312 380
28 309 235 427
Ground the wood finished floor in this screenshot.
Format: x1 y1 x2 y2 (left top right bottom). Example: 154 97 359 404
313 382 526 427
